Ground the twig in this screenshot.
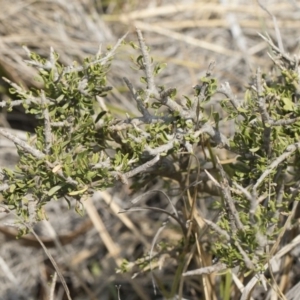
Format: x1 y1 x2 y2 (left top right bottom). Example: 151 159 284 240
256 68 272 156
192 62 215 127
256 68 269 124
159 88 190 118
41 90 52 155
259 33 294 67
232 182 256 224
270 116 300 126
203 218 230 241
215 157 244 231
124 154 160 178
258 1 284 52
0 128 45 159
183 261 227 276
119 206 186 235
98 32 128 66
216 82 240 111
136 28 157 103
194 123 229 148
253 142 300 194
235 240 256 270
123 77 152 121
60 33 128 75
145 140 175 156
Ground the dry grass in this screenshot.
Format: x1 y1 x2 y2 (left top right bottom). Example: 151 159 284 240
1 0 300 299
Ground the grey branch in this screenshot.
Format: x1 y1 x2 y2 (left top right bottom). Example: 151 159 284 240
204 218 230 241
253 142 300 193
41 90 52 155
145 140 176 156
136 28 157 102
0 128 45 159
216 82 240 111
183 262 227 276
123 77 152 122
216 157 244 232
124 155 160 178
194 123 229 148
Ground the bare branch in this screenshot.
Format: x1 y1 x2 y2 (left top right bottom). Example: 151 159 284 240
253 142 300 193
124 155 160 178
136 28 157 103
123 77 152 122
216 82 240 111
216 157 244 232
41 90 52 155
203 218 230 241
0 128 45 159
183 262 227 276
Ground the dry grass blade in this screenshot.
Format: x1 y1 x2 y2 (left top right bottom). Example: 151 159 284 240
99 191 150 247
42 220 98 300
241 228 300 300
133 21 239 57
0 204 72 299
49 272 57 300
149 220 168 295
204 169 221 188
83 196 121 265
286 280 300 300
0 255 28 297
28 228 72 300
231 272 255 300
83 195 153 300
104 3 292 20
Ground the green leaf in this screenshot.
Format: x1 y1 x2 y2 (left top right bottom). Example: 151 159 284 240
68 186 88 196
48 185 63 196
281 97 294 111
140 77 147 84
249 147 260 153
75 201 85 216
169 88 177 99
95 111 107 123
154 63 167 76
9 184 16 193
129 41 139 49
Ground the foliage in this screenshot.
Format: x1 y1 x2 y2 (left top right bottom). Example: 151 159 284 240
1 30 300 299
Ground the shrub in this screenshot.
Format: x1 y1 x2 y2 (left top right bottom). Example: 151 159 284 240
1 29 300 299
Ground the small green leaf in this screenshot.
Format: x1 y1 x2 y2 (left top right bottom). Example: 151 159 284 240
75 201 85 216
249 147 260 153
9 184 16 193
153 63 167 76
170 88 177 99
68 186 88 196
129 41 139 49
95 111 107 123
140 77 147 84
281 97 294 111
48 185 63 196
